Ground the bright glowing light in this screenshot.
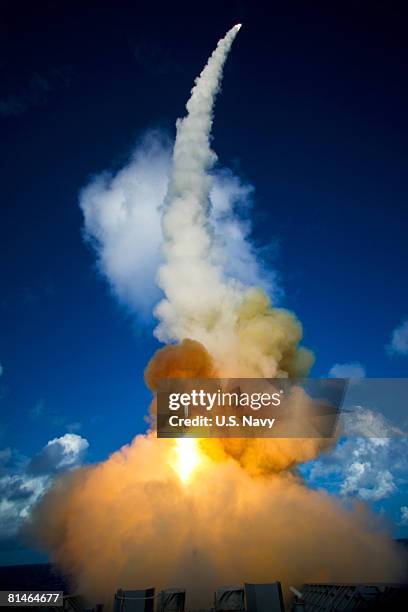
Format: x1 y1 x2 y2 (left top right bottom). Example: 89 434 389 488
174 438 201 483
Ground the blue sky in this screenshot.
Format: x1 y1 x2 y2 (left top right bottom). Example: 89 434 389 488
1 0 408 563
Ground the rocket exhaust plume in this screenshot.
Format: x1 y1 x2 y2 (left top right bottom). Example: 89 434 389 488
155 24 312 380
28 25 405 609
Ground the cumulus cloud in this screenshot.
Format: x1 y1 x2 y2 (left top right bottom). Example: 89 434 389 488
329 362 366 378
28 434 89 475
306 407 407 502
0 434 89 538
0 474 48 539
401 506 408 525
80 132 168 316
339 439 396 500
388 319 408 356
342 406 403 438
79 131 276 320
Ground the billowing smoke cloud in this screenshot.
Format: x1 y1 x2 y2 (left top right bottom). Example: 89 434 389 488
79 133 168 316
80 134 276 319
30 434 405 609
29 24 406 608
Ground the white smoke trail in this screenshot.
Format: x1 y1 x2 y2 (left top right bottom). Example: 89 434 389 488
156 25 242 343
156 24 313 378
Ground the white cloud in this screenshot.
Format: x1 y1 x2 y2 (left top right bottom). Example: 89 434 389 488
328 362 366 378
79 130 277 320
80 131 167 317
388 319 408 356
307 407 407 502
339 444 396 501
0 434 89 538
401 506 408 525
342 406 403 438
53 433 88 468
0 474 48 538
28 433 89 474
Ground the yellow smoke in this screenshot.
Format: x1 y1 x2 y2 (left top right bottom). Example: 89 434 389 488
28 333 406 609
206 288 315 378
29 430 405 610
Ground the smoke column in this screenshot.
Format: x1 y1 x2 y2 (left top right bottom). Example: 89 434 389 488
29 25 405 608
156 24 243 349
156 24 312 380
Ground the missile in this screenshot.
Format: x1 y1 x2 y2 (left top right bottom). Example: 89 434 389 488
235 23 242 31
